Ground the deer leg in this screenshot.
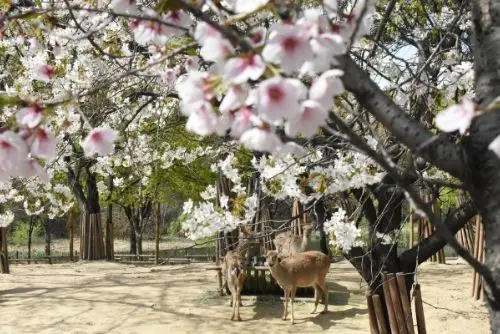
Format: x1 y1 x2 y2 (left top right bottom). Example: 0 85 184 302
238 290 243 307
231 292 236 320
290 286 297 324
312 284 322 314
282 289 289 320
319 280 328 313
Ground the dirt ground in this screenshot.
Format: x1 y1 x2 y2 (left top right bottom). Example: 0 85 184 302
0 259 489 334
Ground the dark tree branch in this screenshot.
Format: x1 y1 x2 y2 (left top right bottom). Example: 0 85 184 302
399 199 477 272
340 56 467 179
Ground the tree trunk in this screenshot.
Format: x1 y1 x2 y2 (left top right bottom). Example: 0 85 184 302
105 175 114 261
130 226 137 255
44 222 51 257
155 202 161 265
68 209 75 261
136 233 143 255
0 227 9 274
80 171 105 261
105 203 114 261
314 199 330 256
27 216 35 264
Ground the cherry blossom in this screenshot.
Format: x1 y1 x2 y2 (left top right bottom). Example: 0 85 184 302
227 0 269 14
0 131 28 170
30 128 57 160
184 56 200 72
309 69 345 107
185 102 217 136
34 64 55 83
239 127 282 152
219 84 249 113
246 27 267 48
224 53 266 84
435 98 476 135
230 108 255 137
200 36 234 63
276 142 307 157
131 17 168 46
194 22 222 42
81 128 119 157
161 67 180 86
110 0 137 14
176 71 216 114
20 159 50 183
16 104 43 128
256 77 306 123
164 10 192 37
262 23 313 73
285 99 328 138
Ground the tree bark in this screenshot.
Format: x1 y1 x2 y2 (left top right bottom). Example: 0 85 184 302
105 175 114 261
155 202 161 265
314 199 330 256
0 227 9 274
43 220 51 263
129 226 137 255
27 216 36 264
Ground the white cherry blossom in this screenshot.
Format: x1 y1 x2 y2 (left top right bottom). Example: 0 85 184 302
435 98 476 134
81 128 119 157
240 127 282 152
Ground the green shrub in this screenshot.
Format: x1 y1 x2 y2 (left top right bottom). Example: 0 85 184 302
11 221 42 246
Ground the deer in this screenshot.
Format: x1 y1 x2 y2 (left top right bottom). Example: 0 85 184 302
265 250 330 324
222 250 246 321
220 226 260 321
273 224 314 258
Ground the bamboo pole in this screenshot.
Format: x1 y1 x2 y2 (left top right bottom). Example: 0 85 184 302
409 209 414 248
387 274 408 334
413 284 427 334
472 216 481 296
367 293 379 334
475 220 484 300
372 295 388 334
382 275 399 333
396 273 414 334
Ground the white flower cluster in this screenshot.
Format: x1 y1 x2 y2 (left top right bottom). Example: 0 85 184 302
324 208 364 252
0 210 15 228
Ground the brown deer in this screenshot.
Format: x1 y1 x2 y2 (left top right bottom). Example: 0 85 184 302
220 226 260 321
265 250 330 324
222 250 246 321
273 224 314 258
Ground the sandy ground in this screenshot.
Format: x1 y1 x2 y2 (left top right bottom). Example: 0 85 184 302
0 259 489 334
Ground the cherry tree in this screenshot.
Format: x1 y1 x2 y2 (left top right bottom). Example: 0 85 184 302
3 0 500 330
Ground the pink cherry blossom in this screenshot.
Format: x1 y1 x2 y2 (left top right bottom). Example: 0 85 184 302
262 23 313 73
256 76 305 123
276 142 307 157
285 100 328 138
240 127 282 153
220 85 249 113
111 0 137 14
184 56 200 72
34 64 55 83
16 104 43 128
224 53 266 84
161 67 180 86
0 131 28 170
215 112 233 136
231 108 255 138
176 71 215 115
81 128 118 157
309 69 345 107
31 128 57 160
194 22 222 43
17 158 49 182
435 98 476 135
131 17 168 46
185 102 217 136
164 10 192 37
246 27 267 48
200 37 234 63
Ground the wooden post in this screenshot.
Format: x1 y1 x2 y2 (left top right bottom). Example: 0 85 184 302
472 216 481 296
413 284 427 334
155 202 161 265
367 293 379 334
372 295 388 334
409 209 413 248
475 220 484 300
387 274 408 334
397 273 414 334
382 275 399 333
